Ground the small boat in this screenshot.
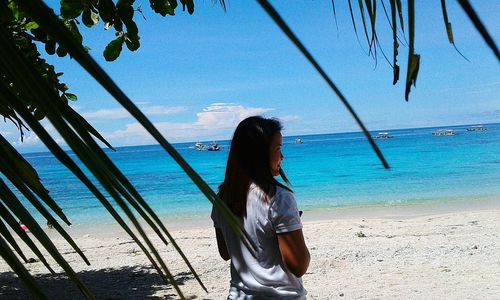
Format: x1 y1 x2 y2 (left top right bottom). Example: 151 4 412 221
294 138 304 144
432 129 456 136
207 141 221 151
194 142 206 151
374 132 393 139
467 125 487 132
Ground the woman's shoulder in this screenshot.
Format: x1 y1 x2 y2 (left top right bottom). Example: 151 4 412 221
272 185 295 203
248 183 294 203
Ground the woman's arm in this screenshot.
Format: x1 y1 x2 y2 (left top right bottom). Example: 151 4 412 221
215 228 230 260
277 229 310 277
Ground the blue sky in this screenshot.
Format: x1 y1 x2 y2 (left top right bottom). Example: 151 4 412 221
3 1 499 152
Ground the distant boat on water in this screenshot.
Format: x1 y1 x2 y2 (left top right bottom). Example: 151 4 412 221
374 132 393 139
194 141 221 151
432 129 456 136
194 142 205 151
467 125 487 132
294 138 304 144
207 141 221 151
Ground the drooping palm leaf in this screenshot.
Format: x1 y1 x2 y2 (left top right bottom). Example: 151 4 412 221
0 234 49 300
364 0 376 53
0 177 94 299
357 0 375 57
456 0 499 61
1 73 191 297
0 215 28 262
256 0 390 169
404 0 419 101
347 0 369 55
0 25 190 299
3 0 257 298
0 136 90 268
440 0 469 61
13 0 255 257
0 200 55 273
330 0 339 37
395 0 405 34
389 0 400 84
0 25 190 300
0 133 71 227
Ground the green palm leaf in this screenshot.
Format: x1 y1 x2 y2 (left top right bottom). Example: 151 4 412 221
12 0 251 257
256 0 390 169
440 0 469 61
0 235 49 300
404 0 419 101
0 200 55 273
457 0 499 61
2 0 255 298
389 0 400 84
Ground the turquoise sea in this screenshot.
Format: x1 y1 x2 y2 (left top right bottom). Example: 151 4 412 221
15 123 500 226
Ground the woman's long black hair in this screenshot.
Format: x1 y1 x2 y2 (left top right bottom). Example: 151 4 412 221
218 116 291 217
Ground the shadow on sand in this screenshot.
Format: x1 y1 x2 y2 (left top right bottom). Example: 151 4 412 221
0 266 202 299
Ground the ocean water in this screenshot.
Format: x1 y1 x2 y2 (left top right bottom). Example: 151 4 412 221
12 123 500 226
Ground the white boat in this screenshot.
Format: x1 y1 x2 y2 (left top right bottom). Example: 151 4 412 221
374 132 393 139
467 125 487 132
194 142 206 151
207 141 221 151
432 129 456 136
294 138 304 144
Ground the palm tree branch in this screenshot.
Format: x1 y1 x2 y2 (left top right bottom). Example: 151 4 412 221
0 234 50 300
13 0 256 257
0 201 55 273
256 0 390 169
456 0 499 61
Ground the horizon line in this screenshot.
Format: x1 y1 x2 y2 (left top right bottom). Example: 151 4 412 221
18 121 499 155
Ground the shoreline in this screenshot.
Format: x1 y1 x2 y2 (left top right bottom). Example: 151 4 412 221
1 203 500 299
60 195 500 236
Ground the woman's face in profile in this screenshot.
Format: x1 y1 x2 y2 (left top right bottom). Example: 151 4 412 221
269 132 283 177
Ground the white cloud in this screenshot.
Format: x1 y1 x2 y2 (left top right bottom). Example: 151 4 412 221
11 132 41 147
279 115 302 123
81 105 186 121
196 103 273 129
8 122 66 150
7 103 278 150
104 103 274 145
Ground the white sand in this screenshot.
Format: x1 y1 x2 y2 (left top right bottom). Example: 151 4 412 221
1 206 500 299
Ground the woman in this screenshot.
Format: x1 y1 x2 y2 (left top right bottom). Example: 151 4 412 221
211 116 310 299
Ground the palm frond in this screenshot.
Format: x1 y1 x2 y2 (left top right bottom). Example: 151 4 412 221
14 0 254 256
256 0 390 169
331 0 339 37
440 0 469 61
2 0 259 298
0 176 94 299
0 215 28 263
0 235 50 300
0 19 184 298
457 0 499 61
1 76 189 296
404 0 419 101
389 0 400 84
347 0 369 56
0 200 55 273
357 0 375 58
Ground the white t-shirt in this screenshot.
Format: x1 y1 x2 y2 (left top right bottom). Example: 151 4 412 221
211 183 307 299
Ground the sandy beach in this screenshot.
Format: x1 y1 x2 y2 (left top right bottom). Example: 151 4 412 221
1 205 500 299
